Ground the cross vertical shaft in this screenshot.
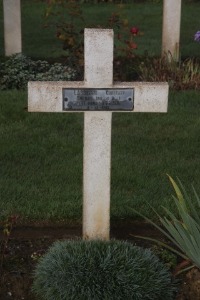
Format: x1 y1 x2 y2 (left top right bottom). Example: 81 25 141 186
83 29 113 240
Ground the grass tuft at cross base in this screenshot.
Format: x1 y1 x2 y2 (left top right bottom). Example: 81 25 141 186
32 239 176 300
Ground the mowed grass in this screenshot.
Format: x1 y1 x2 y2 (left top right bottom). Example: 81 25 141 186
0 90 200 223
0 0 200 223
0 1 200 58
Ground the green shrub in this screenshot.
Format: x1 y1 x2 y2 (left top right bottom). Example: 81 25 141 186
35 63 76 81
0 54 76 90
32 239 175 300
138 56 200 90
45 1 139 73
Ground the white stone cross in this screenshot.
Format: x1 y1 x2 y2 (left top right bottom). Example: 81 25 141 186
3 0 22 56
28 29 168 240
162 0 182 61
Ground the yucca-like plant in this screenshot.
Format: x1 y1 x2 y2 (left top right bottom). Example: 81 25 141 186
32 239 175 300
133 176 200 271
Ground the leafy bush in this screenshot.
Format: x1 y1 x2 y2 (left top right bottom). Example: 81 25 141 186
35 63 76 81
151 245 177 270
0 54 76 90
45 1 139 72
32 239 175 300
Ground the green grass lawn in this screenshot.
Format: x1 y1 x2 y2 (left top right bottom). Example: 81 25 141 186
0 90 200 223
0 1 199 58
0 0 199 224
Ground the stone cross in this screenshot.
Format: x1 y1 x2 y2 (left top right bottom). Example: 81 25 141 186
162 0 182 61
3 0 22 56
28 29 168 240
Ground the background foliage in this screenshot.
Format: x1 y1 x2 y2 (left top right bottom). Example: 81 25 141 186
0 54 76 90
0 1 199 58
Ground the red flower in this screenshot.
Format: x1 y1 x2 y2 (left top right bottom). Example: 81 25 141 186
117 33 121 40
130 27 139 35
125 41 137 49
129 42 137 49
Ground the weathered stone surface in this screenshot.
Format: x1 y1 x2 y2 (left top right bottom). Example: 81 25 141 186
83 112 112 240
162 0 182 61
84 28 113 88
3 0 22 56
28 81 168 113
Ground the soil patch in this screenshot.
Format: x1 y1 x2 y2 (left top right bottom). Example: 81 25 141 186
0 221 199 299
